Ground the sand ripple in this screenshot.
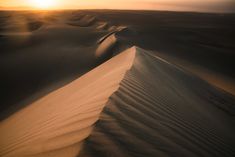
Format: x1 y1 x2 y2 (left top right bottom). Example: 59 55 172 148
80 47 235 157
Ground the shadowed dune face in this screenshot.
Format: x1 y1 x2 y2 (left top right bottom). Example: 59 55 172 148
0 47 136 157
79 10 235 94
79 47 235 157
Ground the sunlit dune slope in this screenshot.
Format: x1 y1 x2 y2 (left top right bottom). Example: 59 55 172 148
0 47 136 157
0 11 127 119
80 47 235 157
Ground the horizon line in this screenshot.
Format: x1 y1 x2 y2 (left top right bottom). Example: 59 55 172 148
0 8 235 14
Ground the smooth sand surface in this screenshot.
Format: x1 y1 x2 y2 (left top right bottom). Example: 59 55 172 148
0 47 136 157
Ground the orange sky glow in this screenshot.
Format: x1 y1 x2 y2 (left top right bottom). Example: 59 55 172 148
0 0 234 12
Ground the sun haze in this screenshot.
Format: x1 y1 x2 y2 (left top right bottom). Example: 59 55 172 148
0 0 234 12
29 0 57 9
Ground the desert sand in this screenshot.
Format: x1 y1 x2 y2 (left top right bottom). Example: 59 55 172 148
80 47 235 157
0 10 235 157
0 47 135 157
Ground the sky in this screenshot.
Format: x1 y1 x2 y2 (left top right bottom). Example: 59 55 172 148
0 0 234 12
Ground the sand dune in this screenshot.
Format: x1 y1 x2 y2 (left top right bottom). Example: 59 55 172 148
80 47 235 157
0 11 113 119
67 15 97 27
0 10 235 157
1 15 43 33
1 46 234 157
0 47 136 157
96 34 117 58
96 22 110 30
2 10 234 119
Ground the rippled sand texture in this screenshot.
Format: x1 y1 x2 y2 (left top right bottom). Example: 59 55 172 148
80 47 235 157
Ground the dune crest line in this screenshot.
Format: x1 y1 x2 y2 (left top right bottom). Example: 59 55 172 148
79 47 235 157
0 47 136 157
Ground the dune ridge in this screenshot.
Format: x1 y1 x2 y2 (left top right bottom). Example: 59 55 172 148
1 44 235 157
2 11 234 120
0 11 132 119
96 34 117 58
1 10 235 157
67 15 97 27
79 47 235 157
0 47 136 157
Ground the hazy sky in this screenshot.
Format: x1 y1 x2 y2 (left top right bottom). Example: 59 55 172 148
0 0 234 12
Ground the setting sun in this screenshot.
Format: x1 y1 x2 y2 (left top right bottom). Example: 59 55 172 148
29 0 56 9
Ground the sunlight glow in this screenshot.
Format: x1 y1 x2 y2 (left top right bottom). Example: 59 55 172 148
29 0 56 9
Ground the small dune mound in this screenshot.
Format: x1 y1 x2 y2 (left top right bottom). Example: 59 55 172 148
95 34 117 60
27 21 44 32
97 32 116 44
96 22 110 30
0 47 136 157
108 25 126 32
69 13 85 21
95 26 134 62
116 27 137 37
2 15 43 33
42 15 58 23
68 15 97 27
97 26 127 44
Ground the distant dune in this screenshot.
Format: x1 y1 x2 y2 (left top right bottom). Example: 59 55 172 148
0 10 235 157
